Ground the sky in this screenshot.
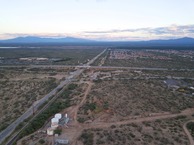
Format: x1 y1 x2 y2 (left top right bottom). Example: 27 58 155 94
0 0 194 40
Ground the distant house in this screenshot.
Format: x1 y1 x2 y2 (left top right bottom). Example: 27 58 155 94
19 58 32 61
190 87 194 90
36 58 48 61
164 79 180 89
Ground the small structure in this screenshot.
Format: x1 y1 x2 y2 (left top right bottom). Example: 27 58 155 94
36 58 48 61
47 127 54 135
55 113 62 120
164 79 180 89
19 58 32 61
64 114 69 124
60 113 70 126
51 118 59 129
190 87 194 90
55 139 69 145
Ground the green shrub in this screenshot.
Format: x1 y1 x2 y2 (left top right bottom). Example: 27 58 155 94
187 122 194 137
84 102 96 111
174 115 187 120
68 83 78 90
54 128 62 135
80 131 94 145
78 118 85 123
110 125 116 129
103 101 109 110
39 139 45 144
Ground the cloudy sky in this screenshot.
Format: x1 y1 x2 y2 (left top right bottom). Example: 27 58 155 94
0 0 194 40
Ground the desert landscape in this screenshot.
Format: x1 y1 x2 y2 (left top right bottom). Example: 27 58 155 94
1 1 194 144
0 49 194 145
9 49 194 145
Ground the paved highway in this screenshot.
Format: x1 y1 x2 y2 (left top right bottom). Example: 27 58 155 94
0 49 107 144
6 65 193 72
1 64 194 73
26 65 193 71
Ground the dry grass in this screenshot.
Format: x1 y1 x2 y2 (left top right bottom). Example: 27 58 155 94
80 115 191 145
78 78 194 122
0 67 71 132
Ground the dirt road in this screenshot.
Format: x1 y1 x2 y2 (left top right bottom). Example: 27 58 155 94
73 82 93 124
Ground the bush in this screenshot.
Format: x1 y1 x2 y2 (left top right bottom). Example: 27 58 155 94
39 139 45 144
96 139 105 144
174 115 187 120
62 90 72 98
110 125 116 129
155 119 162 123
129 133 135 138
15 122 24 130
187 122 194 137
84 102 96 111
103 101 109 110
80 131 94 145
68 83 78 90
54 128 62 135
78 117 85 123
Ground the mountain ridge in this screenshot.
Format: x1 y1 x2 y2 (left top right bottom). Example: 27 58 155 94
0 36 194 47
0 36 93 43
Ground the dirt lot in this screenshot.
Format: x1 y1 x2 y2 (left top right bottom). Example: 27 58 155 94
0 67 70 132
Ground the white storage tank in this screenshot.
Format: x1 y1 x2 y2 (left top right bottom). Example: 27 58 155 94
51 118 59 129
55 113 62 120
51 117 59 123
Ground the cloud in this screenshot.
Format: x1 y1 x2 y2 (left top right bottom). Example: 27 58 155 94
1 24 194 41
82 24 194 40
75 0 107 2
84 24 194 35
84 28 148 34
96 0 107 2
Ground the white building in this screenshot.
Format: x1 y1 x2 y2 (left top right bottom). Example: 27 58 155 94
47 127 54 135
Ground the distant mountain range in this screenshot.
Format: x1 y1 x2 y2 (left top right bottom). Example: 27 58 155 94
0 36 92 43
0 36 194 47
146 37 194 45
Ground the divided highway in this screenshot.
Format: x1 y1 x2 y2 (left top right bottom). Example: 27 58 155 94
0 48 107 144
